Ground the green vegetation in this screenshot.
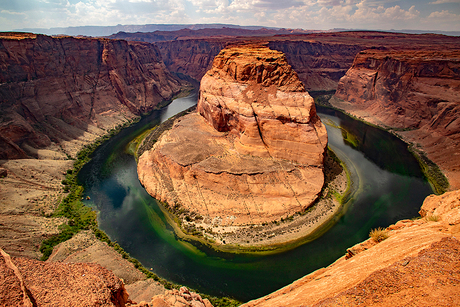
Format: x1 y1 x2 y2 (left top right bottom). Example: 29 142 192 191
425 214 440 222
409 146 449 195
39 103 241 306
369 227 389 243
341 128 359 149
126 125 158 159
40 119 139 260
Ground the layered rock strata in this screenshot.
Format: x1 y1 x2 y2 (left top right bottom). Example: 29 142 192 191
243 189 460 307
333 49 460 189
138 45 327 232
0 32 181 160
153 31 460 91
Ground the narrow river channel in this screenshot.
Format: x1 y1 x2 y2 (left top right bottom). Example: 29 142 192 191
79 92 433 302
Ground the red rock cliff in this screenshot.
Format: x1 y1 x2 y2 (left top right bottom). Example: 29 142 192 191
0 33 181 159
334 49 460 189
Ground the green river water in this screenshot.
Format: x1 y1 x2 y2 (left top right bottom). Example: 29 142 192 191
79 92 433 302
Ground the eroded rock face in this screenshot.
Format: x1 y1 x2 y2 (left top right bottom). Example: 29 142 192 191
138 45 327 227
0 248 129 307
0 32 182 159
333 49 460 189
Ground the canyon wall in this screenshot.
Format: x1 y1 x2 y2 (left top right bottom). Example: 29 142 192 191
138 45 327 241
334 49 460 189
153 32 459 93
267 40 362 91
156 38 362 91
0 32 182 160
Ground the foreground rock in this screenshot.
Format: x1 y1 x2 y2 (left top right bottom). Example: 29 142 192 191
0 247 129 307
333 49 460 190
243 189 460 307
138 45 327 246
129 287 213 307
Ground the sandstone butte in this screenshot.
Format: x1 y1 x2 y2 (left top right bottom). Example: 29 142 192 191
138 45 328 232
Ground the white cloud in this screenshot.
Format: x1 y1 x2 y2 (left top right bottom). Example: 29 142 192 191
430 0 460 4
1 0 459 32
428 9 459 18
1 10 27 15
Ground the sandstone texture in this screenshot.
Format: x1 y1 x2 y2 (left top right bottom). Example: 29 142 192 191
334 49 460 189
243 189 460 307
138 45 327 232
0 247 129 307
47 230 167 304
128 286 213 307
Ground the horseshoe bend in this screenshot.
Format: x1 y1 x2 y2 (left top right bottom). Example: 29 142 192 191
137 45 335 249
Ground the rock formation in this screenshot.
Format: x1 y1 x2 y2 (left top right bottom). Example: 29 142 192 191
333 49 460 189
243 189 460 307
138 45 327 235
136 286 213 307
151 31 460 91
0 247 129 307
0 32 182 160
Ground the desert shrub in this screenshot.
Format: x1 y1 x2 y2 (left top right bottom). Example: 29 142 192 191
426 214 439 222
369 227 389 243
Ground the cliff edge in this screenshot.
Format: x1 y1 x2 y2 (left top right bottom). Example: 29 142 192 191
244 189 460 306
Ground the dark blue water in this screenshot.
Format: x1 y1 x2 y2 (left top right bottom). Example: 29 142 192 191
79 94 432 302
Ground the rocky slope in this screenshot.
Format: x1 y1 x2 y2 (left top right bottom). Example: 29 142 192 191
0 247 129 307
243 189 460 307
333 49 460 190
138 45 327 246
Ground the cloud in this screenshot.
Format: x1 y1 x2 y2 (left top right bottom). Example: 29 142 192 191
228 0 306 11
430 0 460 4
428 9 459 18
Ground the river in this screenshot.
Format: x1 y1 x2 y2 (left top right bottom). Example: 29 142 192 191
79 93 432 302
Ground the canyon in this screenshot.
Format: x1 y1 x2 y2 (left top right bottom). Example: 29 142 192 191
137 45 329 247
0 32 182 260
1 28 460 306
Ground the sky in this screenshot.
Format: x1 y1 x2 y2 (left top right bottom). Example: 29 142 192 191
1 0 459 32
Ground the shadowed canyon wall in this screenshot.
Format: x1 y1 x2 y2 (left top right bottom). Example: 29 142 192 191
155 38 362 91
0 33 182 160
